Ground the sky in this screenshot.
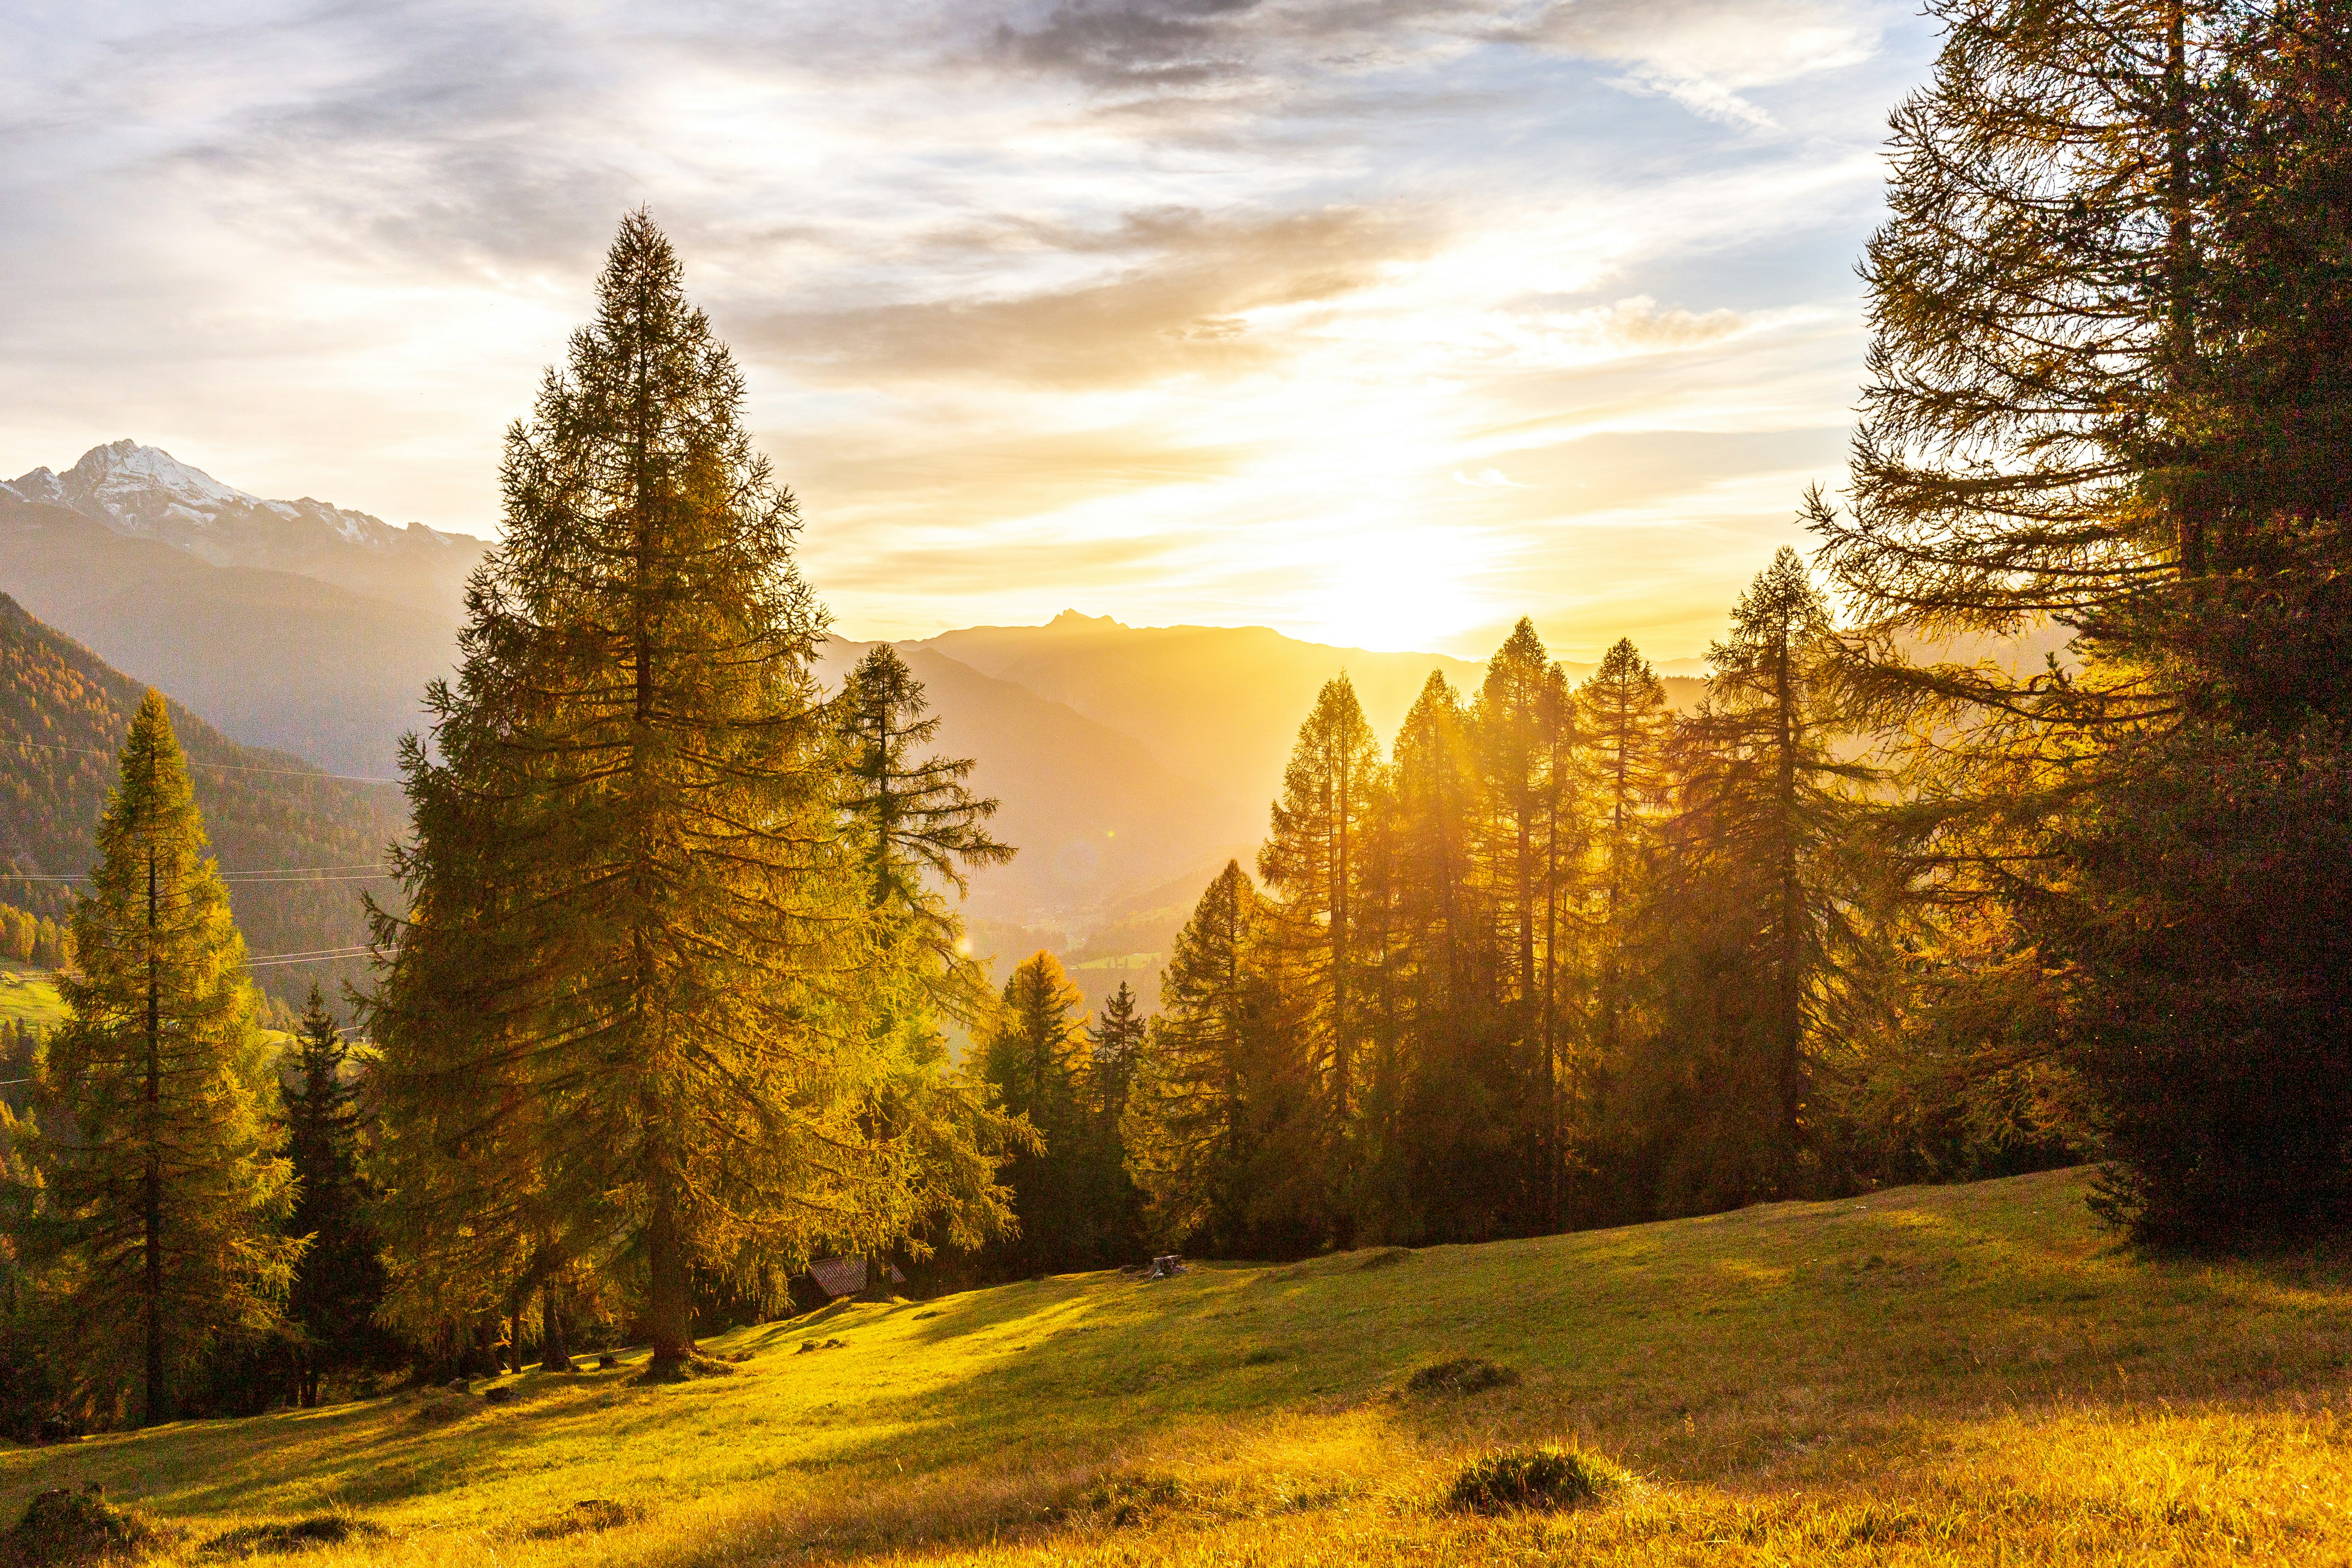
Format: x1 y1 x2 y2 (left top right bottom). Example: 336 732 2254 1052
0 0 1938 664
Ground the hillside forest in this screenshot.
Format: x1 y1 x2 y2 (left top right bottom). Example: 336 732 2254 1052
1 0 2350 1438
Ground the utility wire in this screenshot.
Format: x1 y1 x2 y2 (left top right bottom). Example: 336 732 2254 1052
2 738 403 785
0 865 393 884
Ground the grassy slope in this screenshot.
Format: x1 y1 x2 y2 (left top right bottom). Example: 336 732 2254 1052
0 964 65 1029
6 1167 2351 1566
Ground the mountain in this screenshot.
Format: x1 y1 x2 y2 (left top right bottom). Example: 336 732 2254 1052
915 610 1706 849
3 441 486 620
0 444 1711 989
0 592 407 1008
0 493 456 776
814 639 1254 936
920 613 1492 801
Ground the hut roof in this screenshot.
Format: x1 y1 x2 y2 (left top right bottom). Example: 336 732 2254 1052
805 1256 904 1300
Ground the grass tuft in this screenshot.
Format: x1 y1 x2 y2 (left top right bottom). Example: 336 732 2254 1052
1357 1247 1414 1271
1403 1356 1520 1397
1443 1446 1621 1515
200 1515 386 1558
1080 1472 1186 1528
522 1499 647 1540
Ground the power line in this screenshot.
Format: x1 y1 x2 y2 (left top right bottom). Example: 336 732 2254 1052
0 865 394 884
247 947 374 968
2 738 403 785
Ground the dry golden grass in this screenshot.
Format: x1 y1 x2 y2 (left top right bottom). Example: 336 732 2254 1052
7 1167 2352 1565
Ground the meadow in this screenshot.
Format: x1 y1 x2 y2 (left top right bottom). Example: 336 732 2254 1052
7 1166 2349 1566
0 965 65 1032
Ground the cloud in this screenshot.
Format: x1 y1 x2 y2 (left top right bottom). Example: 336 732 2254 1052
0 0 1924 662
1516 0 1886 128
741 204 1440 387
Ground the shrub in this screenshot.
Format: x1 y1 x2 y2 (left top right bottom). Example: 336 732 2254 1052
2 1486 169 1567
1404 1357 1519 1397
1444 1447 1620 1515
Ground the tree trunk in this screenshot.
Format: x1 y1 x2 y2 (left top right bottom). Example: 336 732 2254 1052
542 1286 575 1372
141 838 167 1428
645 1180 696 1374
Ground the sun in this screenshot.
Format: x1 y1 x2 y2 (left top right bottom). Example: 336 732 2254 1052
1302 525 1492 655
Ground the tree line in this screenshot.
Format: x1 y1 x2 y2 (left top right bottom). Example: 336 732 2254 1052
8 0 2352 1429
967 0 2352 1264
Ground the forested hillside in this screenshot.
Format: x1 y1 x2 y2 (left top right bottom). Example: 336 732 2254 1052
0 592 405 1005
0 493 455 776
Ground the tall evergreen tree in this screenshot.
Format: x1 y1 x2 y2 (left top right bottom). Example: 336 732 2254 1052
24 692 297 1425
1816 0 2352 1242
1473 620 1579 1229
836 644 1015 1013
1630 547 1875 1208
280 985 388 1405
1256 674 1380 1239
833 643 1021 1292
1087 981 1147 1128
1577 641 1671 1082
1385 673 1516 1240
372 213 879 1374
1123 863 1320 1254
978 953 1096 1271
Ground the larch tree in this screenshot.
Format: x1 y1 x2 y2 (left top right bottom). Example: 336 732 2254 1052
1473 619 1579 1228
1816 0 2352 1241
1123 862 1319 1254
977 952 1093 1270
1648 544 1875 1200
1087 981 1147 1128
1577 641 1672 1081
25 692 297 1425
371 213 878 1375
1255 674 1381 1239
833 642 1022 1292
835 643 1014 1015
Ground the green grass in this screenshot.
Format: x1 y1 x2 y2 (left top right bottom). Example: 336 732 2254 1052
7 1167 2352 1565
0 964 65 1030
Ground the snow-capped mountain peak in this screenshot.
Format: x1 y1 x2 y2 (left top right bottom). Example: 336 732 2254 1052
2 441 486 618
62 438 269 523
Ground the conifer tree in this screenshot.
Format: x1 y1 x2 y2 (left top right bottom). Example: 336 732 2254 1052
1087 981 1146 1127
24 692 296 1425
833 643 1021 1290
1256 674 1380 1237
1473 620 1580 1227
1639 548 1875 1202
281 984 386 1405
836 644 1014 1014
1123 863 1320 1253
1814 0 2352 1241
1577 641 1671 1078
372 213 877 1375
978 953 1093 1270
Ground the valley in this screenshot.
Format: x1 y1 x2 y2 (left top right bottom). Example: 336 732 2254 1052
0 442 1709 1008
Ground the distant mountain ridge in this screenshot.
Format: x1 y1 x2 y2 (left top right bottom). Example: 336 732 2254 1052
915 611 1706 831
3 441 486 619
0 443 1711 980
